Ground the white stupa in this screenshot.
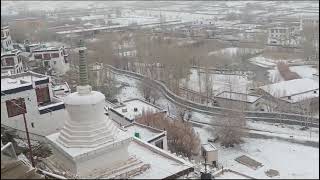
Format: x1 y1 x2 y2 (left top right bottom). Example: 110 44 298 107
46 40 138 177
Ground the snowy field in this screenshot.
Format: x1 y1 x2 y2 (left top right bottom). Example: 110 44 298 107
114 74 143 102
208 47 262 58
249 56 279 68
194 127 319 179
219 138 319 179
181 69 252 95
249 55 303 68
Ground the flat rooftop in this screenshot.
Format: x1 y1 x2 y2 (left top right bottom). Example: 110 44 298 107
113 99 164 121
124 122 164 142
1 71 48 92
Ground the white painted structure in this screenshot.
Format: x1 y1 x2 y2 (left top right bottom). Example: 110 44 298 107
1 49 24 76
46 44 193 178
31 45 70 75
1 72 68 136
123 122 168 150
201 143 218 167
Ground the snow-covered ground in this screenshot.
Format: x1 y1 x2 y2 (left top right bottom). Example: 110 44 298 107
193 127 319 179
289 65 318 79
114 65 319 179
208 47 262 58
114 74 143 102
249 55 303 68
219 138 319 179
249 56 278 68
181 69 252 95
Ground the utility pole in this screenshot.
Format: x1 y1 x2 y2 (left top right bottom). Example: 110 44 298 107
10 99 35 167
22 113 35 167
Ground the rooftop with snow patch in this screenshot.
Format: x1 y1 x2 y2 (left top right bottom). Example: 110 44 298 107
215 91 261 103
1 71 49 92
124 122 164 142
259 78 319 103
113 98 165 121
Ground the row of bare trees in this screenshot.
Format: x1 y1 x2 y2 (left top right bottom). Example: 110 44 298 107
137 111 200 158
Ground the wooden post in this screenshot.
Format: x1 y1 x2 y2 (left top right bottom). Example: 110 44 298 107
22 113 35 167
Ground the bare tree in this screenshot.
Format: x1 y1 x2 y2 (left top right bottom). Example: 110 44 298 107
301 23 319 61
138 77 160 104
214 109 248 147
137 112 201 158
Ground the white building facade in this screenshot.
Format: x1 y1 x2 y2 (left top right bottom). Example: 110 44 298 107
1 49 24 76
31 46 70 75
1 72 68 137
267 26 301 47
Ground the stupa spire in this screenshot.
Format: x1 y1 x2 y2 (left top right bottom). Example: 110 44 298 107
78 40 89 86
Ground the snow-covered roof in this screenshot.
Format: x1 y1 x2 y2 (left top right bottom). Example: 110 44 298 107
113 99 164 121
1 71 48 91
47 128 193 179
124 122 164 142
32 45 60 52
202 143 217 152
259 79 319 103
215 91 261 103
1 49 21 57
129 138 193 179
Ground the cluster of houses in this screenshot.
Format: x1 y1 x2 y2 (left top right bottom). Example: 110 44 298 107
1 25 70 76
213 77 319 114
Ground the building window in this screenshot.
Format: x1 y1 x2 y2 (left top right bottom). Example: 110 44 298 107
53 61 56 65
5 57 14 66
44 61 50 67
43 53 51 60
51 53 59 58
35 85 51 105
34 54 43 60
155 140 164 149
31 123 34 128
6 98 27 118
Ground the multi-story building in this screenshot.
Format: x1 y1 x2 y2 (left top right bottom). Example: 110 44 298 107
301 17 319 28
267 26 301 47
1 25 14 52
31 45 70 75
1 71 68 137
1 49 24 76
113 40 137 58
